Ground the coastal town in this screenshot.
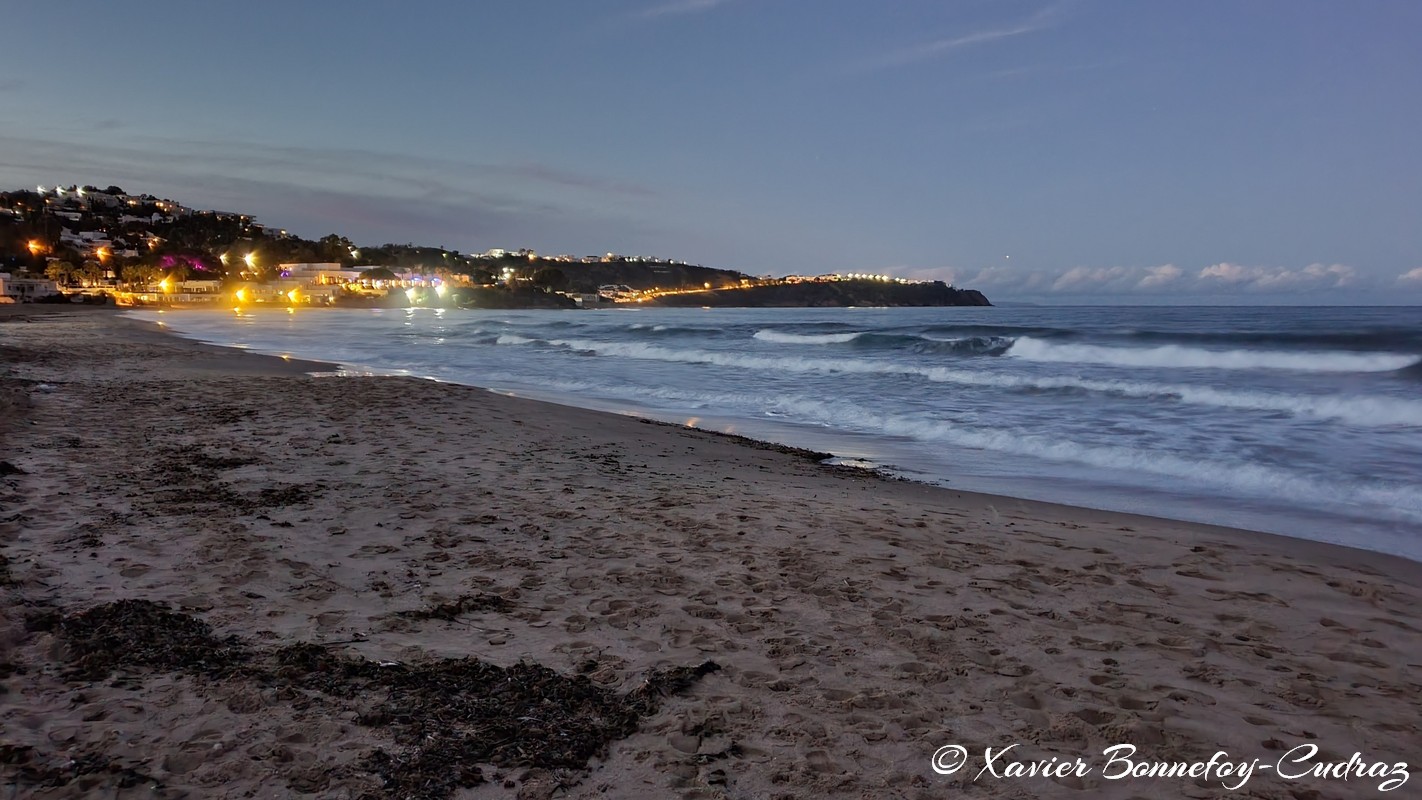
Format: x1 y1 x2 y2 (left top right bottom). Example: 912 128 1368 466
0 184 981 308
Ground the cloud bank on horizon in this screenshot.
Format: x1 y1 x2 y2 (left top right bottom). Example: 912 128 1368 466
889 262 1422 301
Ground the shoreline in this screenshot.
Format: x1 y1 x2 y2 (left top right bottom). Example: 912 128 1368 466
128 304 1422 569
3 306 1420 798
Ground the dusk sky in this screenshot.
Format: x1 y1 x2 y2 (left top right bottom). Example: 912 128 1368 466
3 1 1420 303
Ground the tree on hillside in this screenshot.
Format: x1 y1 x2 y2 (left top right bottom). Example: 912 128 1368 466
165 263 194 283
45 261 76 285
121 263 159 288
531 267 567 292
319 234 355 264
76 261 104 286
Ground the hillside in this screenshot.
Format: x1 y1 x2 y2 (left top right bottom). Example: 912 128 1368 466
1 184 990 308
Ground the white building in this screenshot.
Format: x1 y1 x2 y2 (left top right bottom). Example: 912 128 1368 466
0 274 60 303
279 263 361 285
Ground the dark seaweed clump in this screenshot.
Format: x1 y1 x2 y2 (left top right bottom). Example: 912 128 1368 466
53 599 251 680
352 658 721 798
0 744 158 791
38 600 719 799
398 592 514 621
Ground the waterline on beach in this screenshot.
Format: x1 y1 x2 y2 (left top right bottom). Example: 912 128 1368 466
132 305 1422 560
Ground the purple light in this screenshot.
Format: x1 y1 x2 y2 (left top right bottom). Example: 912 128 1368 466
158 254 212 272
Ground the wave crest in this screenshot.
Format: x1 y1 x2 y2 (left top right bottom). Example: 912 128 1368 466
1006 337 1420 373
542 338 1421 427
754 329 863 345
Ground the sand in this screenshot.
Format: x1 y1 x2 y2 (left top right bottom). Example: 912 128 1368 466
2 307 1419 799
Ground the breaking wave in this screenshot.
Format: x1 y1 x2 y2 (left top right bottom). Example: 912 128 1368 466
531 337 1421 427
753 329 864 344
1005 337 1421 373
770 398 1422 518
1106 327 1422 351
753 329 1015 356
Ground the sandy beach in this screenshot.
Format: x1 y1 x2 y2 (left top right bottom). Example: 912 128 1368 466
2 307 1419 799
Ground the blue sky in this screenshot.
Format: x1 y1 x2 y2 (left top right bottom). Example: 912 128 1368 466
3 1 1419 303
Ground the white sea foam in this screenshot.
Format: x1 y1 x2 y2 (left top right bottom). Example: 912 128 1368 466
431 364 1422 516
770 397 1422 517
753 329 863 345
495 334 536 345
539 338 1422 427
1006 337 1420 373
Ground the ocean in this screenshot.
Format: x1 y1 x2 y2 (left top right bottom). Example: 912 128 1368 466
134 305 1422 561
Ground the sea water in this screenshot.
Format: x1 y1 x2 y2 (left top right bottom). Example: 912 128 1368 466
134 305 1422 561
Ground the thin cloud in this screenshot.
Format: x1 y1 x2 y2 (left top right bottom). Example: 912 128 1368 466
852 4 1061 73
0 133 659 204
0 133 662 251
498 162 659 199
639 0 738 19
1397 267 1422 284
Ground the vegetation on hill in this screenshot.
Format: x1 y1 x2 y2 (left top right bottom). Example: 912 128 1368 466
0 184 989 307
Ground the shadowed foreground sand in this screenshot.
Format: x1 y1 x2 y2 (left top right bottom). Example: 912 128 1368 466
2 308 1419 799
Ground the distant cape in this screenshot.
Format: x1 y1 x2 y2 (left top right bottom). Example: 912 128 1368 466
650 280 990 308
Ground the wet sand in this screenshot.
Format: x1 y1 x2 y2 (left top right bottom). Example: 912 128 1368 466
2 307 1419 799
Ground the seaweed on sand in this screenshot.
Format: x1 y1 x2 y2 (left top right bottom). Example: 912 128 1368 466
54 598 252 680
0 744 160 791
43 600 720 799
398 592 514 621
277 648 721 798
